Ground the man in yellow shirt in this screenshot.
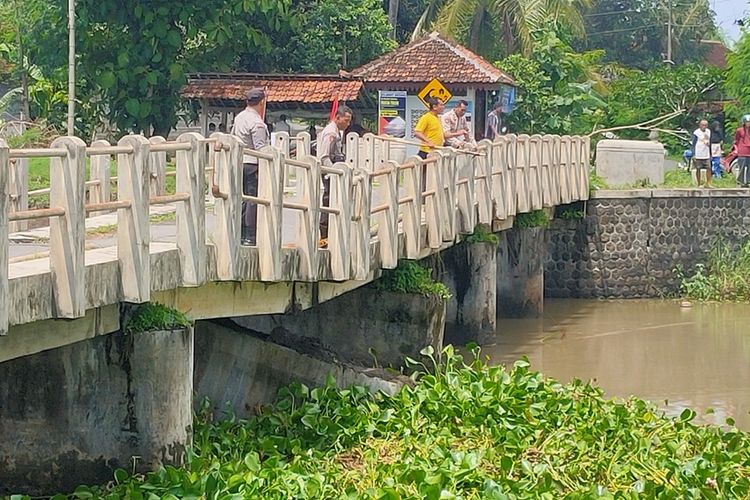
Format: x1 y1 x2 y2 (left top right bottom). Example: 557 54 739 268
414 97 445 159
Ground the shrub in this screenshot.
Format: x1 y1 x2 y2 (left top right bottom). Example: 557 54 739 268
465 224 499 244
677 237 750 302
124 302 191 334
514 209 550 228
375 260 451 300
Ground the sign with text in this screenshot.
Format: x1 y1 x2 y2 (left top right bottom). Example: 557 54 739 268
378 91 407 137
417 78 453 109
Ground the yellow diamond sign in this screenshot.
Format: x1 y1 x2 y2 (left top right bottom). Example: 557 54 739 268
417 78 453 108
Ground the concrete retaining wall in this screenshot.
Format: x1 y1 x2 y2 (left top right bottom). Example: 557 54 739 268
0 327 193 496
194 321 407 418
546 190 750 298
498 227 546 317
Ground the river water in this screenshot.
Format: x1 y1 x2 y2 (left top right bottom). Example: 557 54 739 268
483 299 750 429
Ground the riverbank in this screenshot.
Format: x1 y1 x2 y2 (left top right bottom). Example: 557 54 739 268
14 346 750 499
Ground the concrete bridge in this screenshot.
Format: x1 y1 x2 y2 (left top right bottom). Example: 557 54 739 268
0 130 589 494
0 131 589 362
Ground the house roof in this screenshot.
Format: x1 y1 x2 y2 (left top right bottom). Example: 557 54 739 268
181 73 363 104
345 32 515 89
700 40 729 69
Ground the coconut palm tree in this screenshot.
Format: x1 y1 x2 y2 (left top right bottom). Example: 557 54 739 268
412 0 592 57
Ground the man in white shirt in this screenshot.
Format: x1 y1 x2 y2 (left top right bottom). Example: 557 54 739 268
692 119 712 188
316 105 352 247
231 88 269 246
441 100 476 150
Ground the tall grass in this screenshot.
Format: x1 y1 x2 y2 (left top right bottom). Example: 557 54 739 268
677 238 750 301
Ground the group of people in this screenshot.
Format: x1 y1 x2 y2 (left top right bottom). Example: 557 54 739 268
231 87 352 247
691 116 750 188
413 97 504 159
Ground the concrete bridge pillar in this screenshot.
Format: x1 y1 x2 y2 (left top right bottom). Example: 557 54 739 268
442 239 498 344
0 327 194 496
496 227 546 318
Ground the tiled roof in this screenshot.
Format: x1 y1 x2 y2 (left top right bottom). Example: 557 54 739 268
347 32 514 86
701 40 729 69
181 74 363 103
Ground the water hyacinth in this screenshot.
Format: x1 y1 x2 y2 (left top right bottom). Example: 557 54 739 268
13 346 750 499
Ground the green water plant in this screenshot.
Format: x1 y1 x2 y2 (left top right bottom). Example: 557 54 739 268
375 260 451 300
31 345 750 499
677 237 750 302
123 302 191 334
465 224 499 244
514 209 550 229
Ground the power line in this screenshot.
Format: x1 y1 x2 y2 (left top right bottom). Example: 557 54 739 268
584 9 639 17
587 23 661 36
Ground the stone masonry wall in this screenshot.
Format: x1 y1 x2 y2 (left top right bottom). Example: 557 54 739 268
546 190 750 298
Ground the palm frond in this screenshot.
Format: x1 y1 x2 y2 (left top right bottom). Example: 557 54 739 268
0 87 22 114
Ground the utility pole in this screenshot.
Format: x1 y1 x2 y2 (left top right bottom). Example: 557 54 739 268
666 0 673 63
67 0 75 135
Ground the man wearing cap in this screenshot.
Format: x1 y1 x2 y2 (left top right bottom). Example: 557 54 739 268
232 88 269 246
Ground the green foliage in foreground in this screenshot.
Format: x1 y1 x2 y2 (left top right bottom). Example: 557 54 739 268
677 238 750 302
33 346 750 499
124 303 191 334
375 260 451 300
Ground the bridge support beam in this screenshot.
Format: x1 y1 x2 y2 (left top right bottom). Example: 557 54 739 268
496 227 546 318
233 287 446 369
442 240 498 344
0 326 194 496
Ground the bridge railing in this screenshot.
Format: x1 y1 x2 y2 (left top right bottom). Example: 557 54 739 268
0 132 590 334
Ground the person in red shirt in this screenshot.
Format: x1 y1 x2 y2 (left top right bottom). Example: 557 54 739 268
734 115 750 187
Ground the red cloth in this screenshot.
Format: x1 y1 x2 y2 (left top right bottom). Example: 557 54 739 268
329 98 339 121
735 127 750 157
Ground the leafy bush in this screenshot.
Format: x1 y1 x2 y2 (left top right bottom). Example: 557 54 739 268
375 260 451 300
124 302 191 334
44 346 750 499
677 238 750 302
465 224 499 244
514 209 550 228
558 208 585 220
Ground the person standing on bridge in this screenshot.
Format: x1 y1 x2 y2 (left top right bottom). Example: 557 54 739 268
692 119 712 188
231 88 269 246
484 101 502 141
414 97 445 199
317 105 352 247
441 99 476 150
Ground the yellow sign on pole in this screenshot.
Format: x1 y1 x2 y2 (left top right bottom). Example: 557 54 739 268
417 78 453 108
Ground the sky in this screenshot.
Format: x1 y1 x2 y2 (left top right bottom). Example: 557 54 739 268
713 0 747 45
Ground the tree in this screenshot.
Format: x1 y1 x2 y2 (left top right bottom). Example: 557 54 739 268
277 0 396 72
497 30 606 135
413 0 592 59
581 0 718 69
726 31 750 120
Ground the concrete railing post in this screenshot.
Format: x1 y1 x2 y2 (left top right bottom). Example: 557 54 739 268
455 152 476 234
350 168 371 280
8 157 28 232
475 140 493 225
402 155 422 259
514 135 530 214
149 136 168 196
212 133 242 281
438 151 457 242
89 140 112 216
528 135 543 210
424 153 441 249
559 136 572 204
362 133 376 173
295 132 311 160
345 132 360 171
540 136 555 207
256 146 283 281
376 160 399 269
49 136 86 318
0 139 9 335
274 131 290 158
294 155 319 281
176 132 207 287
117 135 151 303
327 162 353 279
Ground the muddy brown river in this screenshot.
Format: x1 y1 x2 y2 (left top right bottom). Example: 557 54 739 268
483 299 750 429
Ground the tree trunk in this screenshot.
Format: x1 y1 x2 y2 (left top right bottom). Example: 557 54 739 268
13 0 30 121
388 0 400 40
469 8 485 52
